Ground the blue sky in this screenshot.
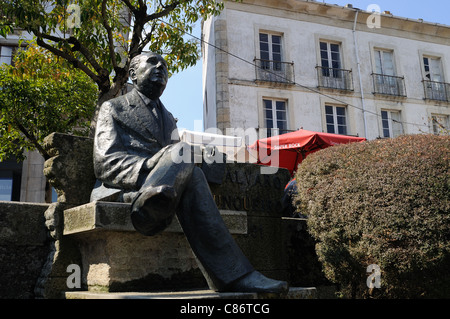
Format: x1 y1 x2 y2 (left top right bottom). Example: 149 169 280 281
161 0 450 132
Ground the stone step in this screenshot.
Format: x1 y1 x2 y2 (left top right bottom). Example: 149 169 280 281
65 287 316 299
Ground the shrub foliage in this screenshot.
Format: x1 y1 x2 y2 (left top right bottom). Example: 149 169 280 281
294 134 450 298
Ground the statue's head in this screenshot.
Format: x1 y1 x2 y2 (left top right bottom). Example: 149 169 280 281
129 52 169 100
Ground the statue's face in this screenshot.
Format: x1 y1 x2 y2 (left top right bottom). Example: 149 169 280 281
130 53 169 99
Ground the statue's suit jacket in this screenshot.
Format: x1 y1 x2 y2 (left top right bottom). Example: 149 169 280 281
92 88 178 200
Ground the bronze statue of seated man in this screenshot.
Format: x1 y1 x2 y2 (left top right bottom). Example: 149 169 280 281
91 51 288 294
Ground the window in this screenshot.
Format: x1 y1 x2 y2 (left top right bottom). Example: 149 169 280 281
423 56 448 101
0 158 22 201
381 110 403 138
372 49 405 96
424 56 443 82
259 33 282 71
263 99 288 137
256 32 294 83
374 49 395 76
317 41 352 90
431 114 449 135
0 45 14 65
0 178 13 201
320 41 341 77
325 105 347 135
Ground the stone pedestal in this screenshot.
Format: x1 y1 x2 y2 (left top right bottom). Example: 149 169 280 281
63 202 248 291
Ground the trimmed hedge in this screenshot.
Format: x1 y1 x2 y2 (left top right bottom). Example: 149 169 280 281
294 134 450 298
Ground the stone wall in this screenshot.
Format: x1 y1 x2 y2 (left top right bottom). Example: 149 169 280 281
0 202 49 298
210 163 290 281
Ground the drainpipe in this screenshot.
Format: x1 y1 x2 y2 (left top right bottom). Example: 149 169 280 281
353 10 369 139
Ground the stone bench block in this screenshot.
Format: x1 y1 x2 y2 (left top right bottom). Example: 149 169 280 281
63 201 248 292
63 201 248 235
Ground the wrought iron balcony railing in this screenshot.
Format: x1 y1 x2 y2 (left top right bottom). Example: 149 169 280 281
316 66 354 91
422 80 450 102
254 58 295 84
255 128 297 138
372 73 406 97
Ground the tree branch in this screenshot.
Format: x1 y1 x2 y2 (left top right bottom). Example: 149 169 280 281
67 36 108 77
128 0 183 58
121 0 139 15
33 29 108 80
101 0 118 70
13 118 50 160
138 21 157 52
145 1 182 23
35 38 101 85
127 9 146 60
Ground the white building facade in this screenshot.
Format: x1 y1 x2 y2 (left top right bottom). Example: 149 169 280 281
202 0 450 143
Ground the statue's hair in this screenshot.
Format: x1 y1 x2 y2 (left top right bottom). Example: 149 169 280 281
129 53 149 75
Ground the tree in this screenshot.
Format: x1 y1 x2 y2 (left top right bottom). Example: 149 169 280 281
0 41 98 162
0 0 228 136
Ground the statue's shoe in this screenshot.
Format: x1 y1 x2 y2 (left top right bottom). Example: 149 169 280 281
130 185 177 236
223 271 289 294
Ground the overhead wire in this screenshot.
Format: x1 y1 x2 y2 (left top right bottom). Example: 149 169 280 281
157 18 433 133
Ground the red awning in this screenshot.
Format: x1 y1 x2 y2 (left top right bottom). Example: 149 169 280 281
248 129 366 175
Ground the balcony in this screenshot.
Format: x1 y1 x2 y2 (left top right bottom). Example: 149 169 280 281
422 80 450 102
254 58 295 84
316 66 353 91
372 73 406 97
